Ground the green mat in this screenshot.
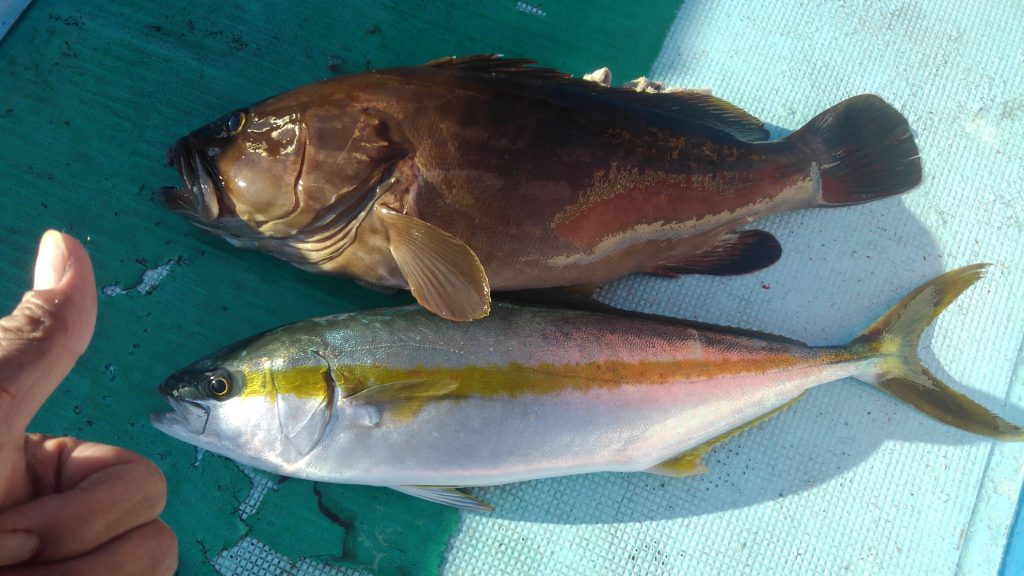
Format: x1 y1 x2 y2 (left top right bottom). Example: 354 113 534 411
0 1 682 573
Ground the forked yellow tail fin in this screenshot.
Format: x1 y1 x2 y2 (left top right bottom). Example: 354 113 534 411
851 264 1024 440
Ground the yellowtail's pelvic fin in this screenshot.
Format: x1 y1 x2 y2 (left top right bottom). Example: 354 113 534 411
392 485 493 512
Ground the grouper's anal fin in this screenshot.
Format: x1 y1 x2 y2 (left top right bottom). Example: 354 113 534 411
646 229 782 277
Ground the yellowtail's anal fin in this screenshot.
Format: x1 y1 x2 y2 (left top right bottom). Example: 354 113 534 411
648 394 805 477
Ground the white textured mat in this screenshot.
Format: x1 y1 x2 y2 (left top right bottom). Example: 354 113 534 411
444 1 1024 574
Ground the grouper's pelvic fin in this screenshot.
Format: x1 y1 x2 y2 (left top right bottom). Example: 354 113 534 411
851 264 1024 440
787 94 922 206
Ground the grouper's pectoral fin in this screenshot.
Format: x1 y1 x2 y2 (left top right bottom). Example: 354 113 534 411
647 229 781 277
346 379 459 424
376 206 491 321
392 485 494 512
648 393 805 477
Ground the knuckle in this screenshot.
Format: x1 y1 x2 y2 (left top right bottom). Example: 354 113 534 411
2 292 59 338
0 292 69 357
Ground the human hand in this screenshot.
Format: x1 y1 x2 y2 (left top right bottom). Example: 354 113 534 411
0 231 177 575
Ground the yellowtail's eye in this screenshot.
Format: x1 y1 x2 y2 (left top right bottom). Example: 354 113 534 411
225 111 246 135
208 375 232 398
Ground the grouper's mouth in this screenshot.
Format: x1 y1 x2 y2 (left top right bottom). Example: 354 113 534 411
151 397 211 438
161 138 222 223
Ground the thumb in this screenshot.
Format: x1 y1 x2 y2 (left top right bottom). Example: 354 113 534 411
0 231 97 433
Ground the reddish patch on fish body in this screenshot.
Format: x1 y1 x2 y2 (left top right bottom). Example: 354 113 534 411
552 156 807 249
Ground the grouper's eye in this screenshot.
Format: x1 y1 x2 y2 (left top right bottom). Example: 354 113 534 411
224 111 246 136
207 373 233 398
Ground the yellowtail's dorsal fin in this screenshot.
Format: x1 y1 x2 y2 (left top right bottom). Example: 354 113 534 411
649 394 805 477
347 379 458 423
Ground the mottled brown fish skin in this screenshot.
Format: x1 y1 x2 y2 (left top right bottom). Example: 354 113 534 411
331 64 808 288
166 56 921 316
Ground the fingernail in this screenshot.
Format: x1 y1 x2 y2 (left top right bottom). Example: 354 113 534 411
0 530 39 566
33 230 69 291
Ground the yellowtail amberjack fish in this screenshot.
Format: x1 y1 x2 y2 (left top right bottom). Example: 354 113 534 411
152 265 1022 510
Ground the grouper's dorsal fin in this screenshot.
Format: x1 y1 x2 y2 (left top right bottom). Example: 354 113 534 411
424 55 769 142
644 92 770 142
649 393 806 477
425 54 568 80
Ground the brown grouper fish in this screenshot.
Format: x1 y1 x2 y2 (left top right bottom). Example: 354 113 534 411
163 55 922 320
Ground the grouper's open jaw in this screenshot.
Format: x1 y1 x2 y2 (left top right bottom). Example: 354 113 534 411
161 138 222 224
151 398 210 439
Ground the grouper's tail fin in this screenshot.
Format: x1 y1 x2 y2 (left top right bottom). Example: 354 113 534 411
787 94 921 206
850 264 1024 440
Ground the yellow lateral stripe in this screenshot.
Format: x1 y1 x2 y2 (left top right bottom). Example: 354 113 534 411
239 349 860 401
240 365 331 400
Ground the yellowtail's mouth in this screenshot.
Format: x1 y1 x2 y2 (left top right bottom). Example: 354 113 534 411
151 398 210 437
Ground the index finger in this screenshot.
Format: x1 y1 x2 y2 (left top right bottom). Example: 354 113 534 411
0 231 96 432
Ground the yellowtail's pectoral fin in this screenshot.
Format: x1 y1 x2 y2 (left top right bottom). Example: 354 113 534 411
377 206 491 321
347 379 458 424
648 394 805 477
392 485 494 512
